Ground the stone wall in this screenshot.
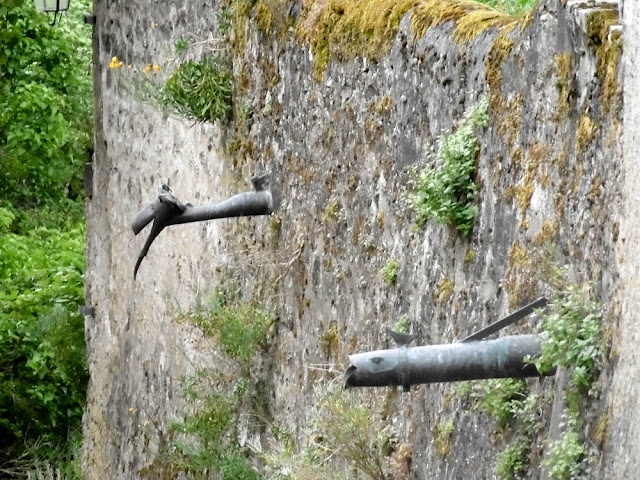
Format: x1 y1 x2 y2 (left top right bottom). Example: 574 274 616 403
83 0 627 478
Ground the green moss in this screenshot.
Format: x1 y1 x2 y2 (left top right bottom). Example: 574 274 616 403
381 258 399 285
437 278 454 303
254 0 273 33
433 419 455 457
411 0 519 45
322 198 341 223
321 321 341 357
299 0 416 80
586 9 621 114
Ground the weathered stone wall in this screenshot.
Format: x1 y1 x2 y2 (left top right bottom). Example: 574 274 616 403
83 0 627 478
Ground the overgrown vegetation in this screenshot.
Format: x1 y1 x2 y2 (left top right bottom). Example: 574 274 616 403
165 372 261 480
163 56 233 123
531 279 603 479
190 285 273 369
257 384 395 480
408 96 489 236
0 0 92 477
298 0 537 80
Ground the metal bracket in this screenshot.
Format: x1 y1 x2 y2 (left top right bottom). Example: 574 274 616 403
84 14 96 24
459 297 548 343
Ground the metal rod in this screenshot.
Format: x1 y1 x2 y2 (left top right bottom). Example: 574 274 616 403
460 297 548 343
131 174 273 279
344 334 552 392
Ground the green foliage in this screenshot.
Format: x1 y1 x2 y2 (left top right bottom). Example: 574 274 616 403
496 438 529 480
191 285 273 367
408 96 488 237
0 1 91 474
0 0 93 207
531 283 603 391
0 221 86 448
477 0 539 16
475 378 527 429
526 280 602 479
393 315 409 334
162 56 233 123
168 373 259 479
542 412 583 480
381 258 399 285
259 386 391 480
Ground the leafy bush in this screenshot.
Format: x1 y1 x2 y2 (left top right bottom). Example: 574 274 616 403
407 97 488 237
0 222 87 449
191 285 273 367
531 283 603 391
168 374 258 479
0 0 93 207
162 57 233 123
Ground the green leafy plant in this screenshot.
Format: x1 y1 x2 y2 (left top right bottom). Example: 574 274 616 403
478 0 539 15
381 258 399 285
162 56 233 123
0 0 93 208
530 283 603 391
168 373 259 480
407 96 488 237
190 285 273 367
526 280 602 479
542 413 583 480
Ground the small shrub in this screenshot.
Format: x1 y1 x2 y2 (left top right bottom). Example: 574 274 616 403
381 258 399 285
542 416 583 480
407 97 488 236
168 373 259 479
496 437 529 480
530 283 603 391
475 379 527 429
163 56 233 123
192 285 273 367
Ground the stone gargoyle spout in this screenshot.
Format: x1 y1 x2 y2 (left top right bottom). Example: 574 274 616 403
131 173 273 279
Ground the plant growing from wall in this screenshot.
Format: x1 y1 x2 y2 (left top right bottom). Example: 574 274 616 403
407 96 489 237
162 56 233 123
256 384 395 480
190 284 273 369
166 373 260 480
528 278 603 479
381 258 399 285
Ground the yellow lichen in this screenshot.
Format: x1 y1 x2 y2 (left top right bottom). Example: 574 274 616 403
586 8 622 114
533 219 556 246
321 321 341 357
496 92 524 146
370 95 393 115
554 52 573 119
436 278 454 304
576 109 596 155
485 28 516 113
